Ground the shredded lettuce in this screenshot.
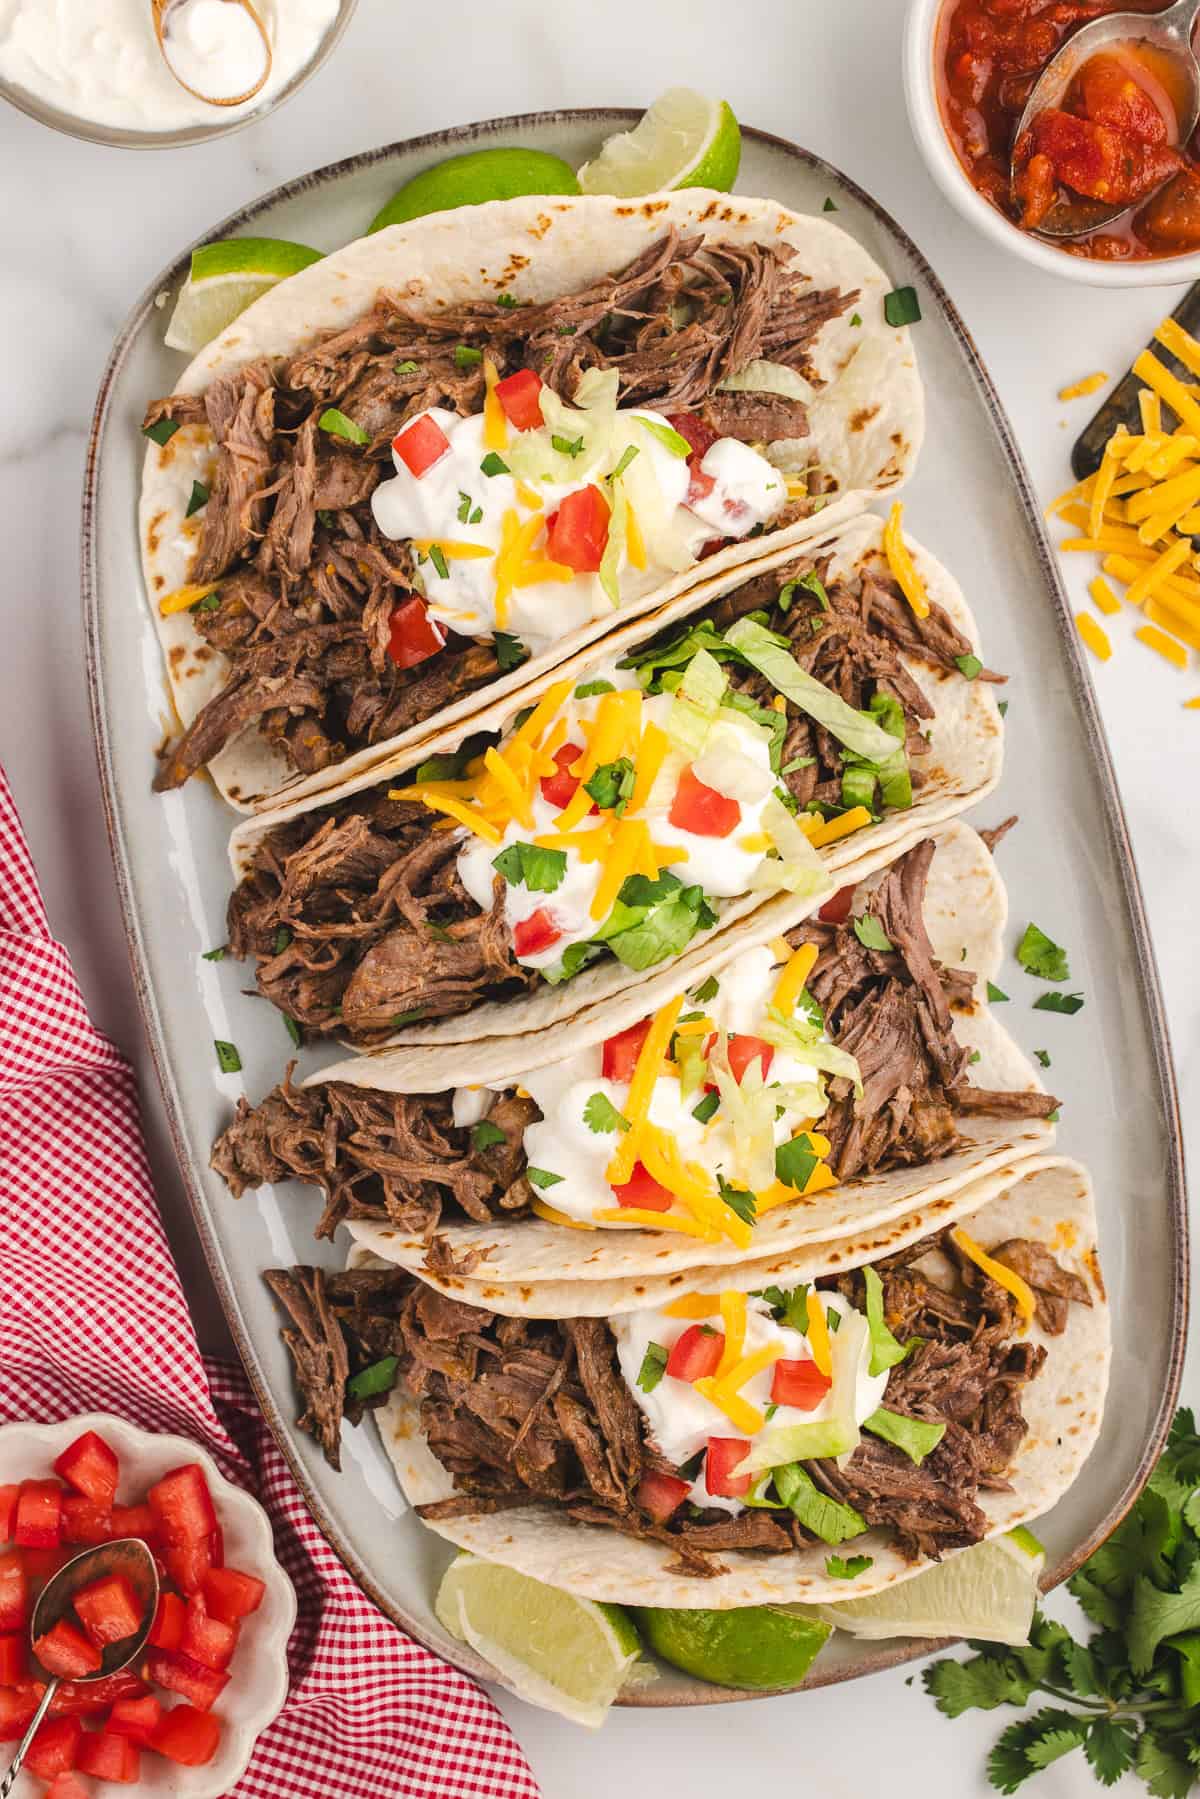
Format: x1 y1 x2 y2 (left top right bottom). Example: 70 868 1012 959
598 474 628 608
725 618 901 763
636 415 692 458
863 1266 909 1377
665 648 728 757
759 1003 863 1095
674 1032 709 1100
751 795 832 898
575 368 620 412
707 1037 777 1191
718 359 813 403
772 1464 867 1544
736 1310 869 1478
863 1407 946 1466
693 738 775 804
546 871 719 980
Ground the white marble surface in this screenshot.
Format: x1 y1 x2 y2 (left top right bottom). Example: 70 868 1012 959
0 1 1194 1792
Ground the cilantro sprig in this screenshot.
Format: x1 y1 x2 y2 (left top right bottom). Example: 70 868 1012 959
923 1408 1200 1795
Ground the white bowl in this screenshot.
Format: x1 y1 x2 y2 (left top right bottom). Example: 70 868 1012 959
903 0 1200 287
1 1413 295 1799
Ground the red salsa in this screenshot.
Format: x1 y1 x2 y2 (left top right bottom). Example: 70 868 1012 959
938 0 1200 259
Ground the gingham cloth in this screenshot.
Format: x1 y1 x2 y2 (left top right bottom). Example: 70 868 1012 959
0 764 540 1799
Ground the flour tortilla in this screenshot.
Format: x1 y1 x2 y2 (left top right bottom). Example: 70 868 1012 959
326 819 1055 1282
141 190 923 813
229 516 1002 1048
368 1157 1108 1608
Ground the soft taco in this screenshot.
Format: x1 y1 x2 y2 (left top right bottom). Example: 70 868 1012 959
140 191 922 811
214 823 1058 1287
221 513 1002 1051
264 1158 1108 1610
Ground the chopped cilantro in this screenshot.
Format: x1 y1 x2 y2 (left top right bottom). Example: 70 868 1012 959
583 1092 630 1135
390 1009 426 1027
636 1342 669 1394
692 975 720 1004
775 1133 820 1193
1017 922 1071 983
143 417 179 446
717 1176 757 1226
1034 1048 1051 1068
201 946 226 962
273 926 292 955
551 433 584 458
214 1040 242 1075
191 591 221 614
395 360 419 374
826 1553 873 1579
853 914 894 953
347 1355 400 1400
757 1284 810 1331
1034 991 1085 1015
456 491 473 523
480 451 510 477
316 509 336 528
428 544 450 581
492 841 567 894
823 197 838 212
185 480 209 518
969 1049 982 1065
471 1120 507 1151
998 699 1009 717
691 1091 720 1125
584 757 636 815
884 285 922 327
987 981 1009 1003
495 292 518 309
955 653 983 680
849 312 863 327
284 1015 302 1049
611 444 640 480
453 345 483 368
318 408 369 445
575 679 616 698
494 631 527 672
526 1167 564 1190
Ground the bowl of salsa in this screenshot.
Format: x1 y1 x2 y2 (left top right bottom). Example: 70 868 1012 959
904 0 1200 283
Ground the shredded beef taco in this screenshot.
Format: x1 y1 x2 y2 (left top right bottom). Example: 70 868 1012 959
140 192 922 811
264 1158 1108 1610
214 822 1057 1286
220 513 1001 1051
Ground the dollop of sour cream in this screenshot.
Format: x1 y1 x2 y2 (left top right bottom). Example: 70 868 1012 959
455 666 776 972
0 0 338 132
371 403 785 650
458 944 826 1229
612 1292 889 1514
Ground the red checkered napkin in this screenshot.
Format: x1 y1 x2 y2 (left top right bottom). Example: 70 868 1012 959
0 764 540 1799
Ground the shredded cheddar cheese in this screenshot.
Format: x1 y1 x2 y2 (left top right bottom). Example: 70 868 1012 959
663 1294 723 1319
882 501 930 618
771 942 819 1015
1058 372 1108 402
159 582 221 616
951 1227 1036 1328
531 1198 596 1230
1088 576 1121 617
808 805 872 849
1136 622 1189 670
482 356 508 452
805 1290 833 1377
1076 613 1111 663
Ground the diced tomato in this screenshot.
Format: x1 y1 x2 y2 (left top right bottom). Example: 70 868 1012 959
46 1672 150 1717
148 1466 217 1547
108 1694 163 1746
1076 52 1167 146
1027 107 1182 208
665 1325 725 1383
702 1032 774 1088
819 884 856 925
636 1471 690 1524
392 414 451 478
0 1486 17 1542
1137 167 1200 250
15 1480 62 1549
600 1017 652 1085
34 1619 101 1681
705 1437 753 1499
668 765 741 839
202 1565 266 1624
61 1496 112 1547
53 1431 119 1511
539 741 584 809
23 1546 70 1590
387 594 447 669
0 1552 29 1632
181 1595 238 1673
545 485 610 573
666 410 720 505
494 368 544 431
23 1715 82 1778
0 1632 27 1685
771 1358 833 1410
150 1703 222 1767
45 1776 91 1799
149 1591 186 1652
72 1572 144 1649
512 909 561 958
146 1648 229 1714
163 1535 216 1598
0 1684 36 1739
610 1161 673 1212
76 1732 140 1784
109 1502 157 1543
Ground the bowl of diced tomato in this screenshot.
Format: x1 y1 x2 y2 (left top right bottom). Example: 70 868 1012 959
0 1415 295 1798
905 0 1200 285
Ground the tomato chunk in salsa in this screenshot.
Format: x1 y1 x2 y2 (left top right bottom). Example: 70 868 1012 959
938 0 1200 258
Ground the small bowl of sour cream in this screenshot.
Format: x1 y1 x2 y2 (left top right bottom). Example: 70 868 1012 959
0 0 356 148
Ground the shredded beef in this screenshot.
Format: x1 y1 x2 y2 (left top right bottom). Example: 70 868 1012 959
147 231 855 788
267 1225 1088 1574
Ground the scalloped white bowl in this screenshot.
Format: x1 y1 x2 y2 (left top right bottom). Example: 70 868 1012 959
1 1414 295 1799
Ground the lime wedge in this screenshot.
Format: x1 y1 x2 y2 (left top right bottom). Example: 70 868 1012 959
817 1530 1045 1647
635 1604 831 1691
164 237 323 353
368 148 580 234
577 89 741 198
435 1554 642 1728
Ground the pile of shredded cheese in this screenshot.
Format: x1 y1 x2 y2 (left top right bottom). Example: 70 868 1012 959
1051 319 1200 707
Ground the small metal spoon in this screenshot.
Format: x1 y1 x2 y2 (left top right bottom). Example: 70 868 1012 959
151 0 273 108
1011 0 1200 238
0 1539 159 1798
